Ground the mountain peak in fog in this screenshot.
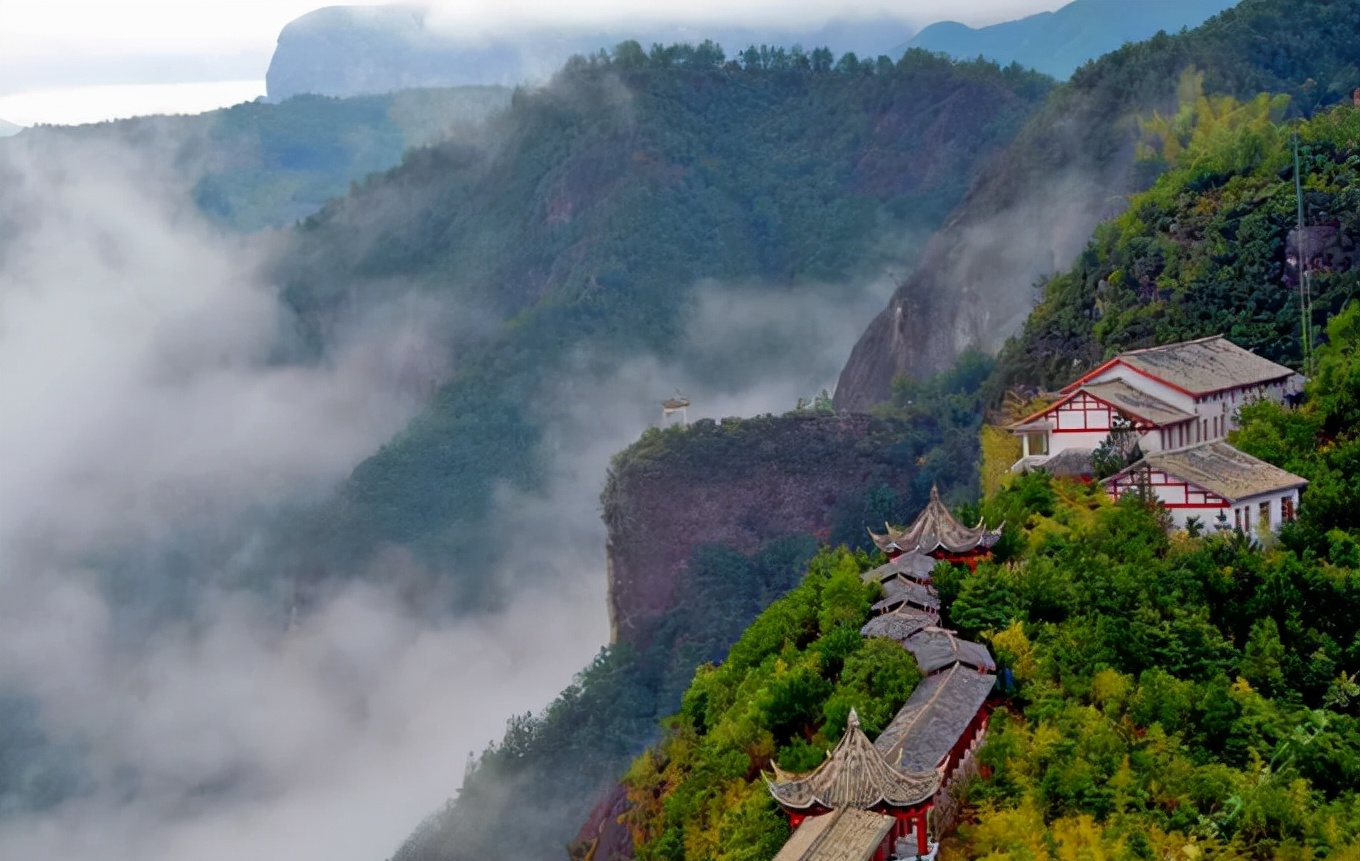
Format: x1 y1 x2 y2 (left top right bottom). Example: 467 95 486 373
264 5 917 100
905 0 1240 79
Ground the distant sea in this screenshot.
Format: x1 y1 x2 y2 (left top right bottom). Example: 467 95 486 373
0 80 266 128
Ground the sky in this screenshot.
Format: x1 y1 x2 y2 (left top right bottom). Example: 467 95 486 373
0 0 1070 123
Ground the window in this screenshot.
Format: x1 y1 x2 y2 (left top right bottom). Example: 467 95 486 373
1282 496 1295 522
1026 432 1048 456
1259 502 1271 531
1235 508 1242 530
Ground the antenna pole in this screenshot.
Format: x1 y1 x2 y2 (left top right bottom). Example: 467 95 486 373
1294 134 1315 376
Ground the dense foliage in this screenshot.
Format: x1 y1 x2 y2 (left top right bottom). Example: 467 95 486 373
991 100 1360 395
838 0 1360 408
272 45 1052 602
621 548 916 861
603 321 1360 861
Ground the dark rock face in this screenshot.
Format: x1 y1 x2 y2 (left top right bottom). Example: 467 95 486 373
602 413 922 646
265 5 532 100
833 127 1128 411
572 786 633 861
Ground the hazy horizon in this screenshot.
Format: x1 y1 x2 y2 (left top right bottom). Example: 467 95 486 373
1 0 1067 126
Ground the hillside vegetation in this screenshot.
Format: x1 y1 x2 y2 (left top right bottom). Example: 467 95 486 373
10 87 508 231
611 312 1360 860
837 0 1360 409
268 46 1052 606
990 98 1360 394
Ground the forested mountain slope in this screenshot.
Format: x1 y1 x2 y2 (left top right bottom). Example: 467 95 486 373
266 47 1052 613
6 86 508 231
836 0 1360 410
603 105 1360 861
990 101 1360 395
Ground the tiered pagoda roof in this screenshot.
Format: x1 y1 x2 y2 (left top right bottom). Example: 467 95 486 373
898 627 996 674
868 486 1002 557
859 551 936 585
767 709 940 812
872 578 940 615
860 607 937 643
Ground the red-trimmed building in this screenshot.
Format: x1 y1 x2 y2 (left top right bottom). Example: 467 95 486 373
1104 441 1308 536
1008 336 1302 475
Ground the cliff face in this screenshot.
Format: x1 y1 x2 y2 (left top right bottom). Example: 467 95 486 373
602 412 923 646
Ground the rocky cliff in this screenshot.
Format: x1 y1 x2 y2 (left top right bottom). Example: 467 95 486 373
602 412 930 646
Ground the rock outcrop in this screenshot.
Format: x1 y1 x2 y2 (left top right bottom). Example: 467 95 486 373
602 412 926 646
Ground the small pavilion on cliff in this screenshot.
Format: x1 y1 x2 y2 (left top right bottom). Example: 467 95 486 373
767 709 940 860
868 485 1002 571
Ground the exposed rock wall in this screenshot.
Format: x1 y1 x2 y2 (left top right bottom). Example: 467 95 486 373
602 412 923 646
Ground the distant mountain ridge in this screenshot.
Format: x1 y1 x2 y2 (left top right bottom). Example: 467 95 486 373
905 0 1240 79
0 119 22 138
265 5 917 99
6 86 508 231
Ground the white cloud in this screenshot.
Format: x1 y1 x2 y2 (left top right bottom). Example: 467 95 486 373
3 0 1067 70
0 135 609 861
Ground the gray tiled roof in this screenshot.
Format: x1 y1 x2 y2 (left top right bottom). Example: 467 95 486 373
860 608 937 642
1112 441 1308 501
873 578 940 614
874 665 995 774
1111 335 1295 395
898 628 996 674
771 809 897 861
1082 379 1195 425
860 551 937 585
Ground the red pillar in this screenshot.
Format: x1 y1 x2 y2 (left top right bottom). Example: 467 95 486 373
916 809 928 857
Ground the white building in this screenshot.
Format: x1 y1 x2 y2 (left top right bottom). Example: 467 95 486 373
1103 441 1307 536
1009 335 1303 472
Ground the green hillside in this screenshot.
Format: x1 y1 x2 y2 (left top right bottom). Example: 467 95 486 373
611 146 1360 855
268 45 1053 607
836 0 1360 410
990 97 1360 394
462 63 1360 861
10 86 508 231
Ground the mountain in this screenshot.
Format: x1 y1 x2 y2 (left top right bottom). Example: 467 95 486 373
579 100 1360 861
7 86 508 231
904 0 1240 80
264 48 1052 610
834 0 1360 411
0 119 21 138
265 5 917 99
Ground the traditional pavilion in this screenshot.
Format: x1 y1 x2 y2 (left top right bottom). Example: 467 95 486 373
768 709 941 859
869 486 1002 570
